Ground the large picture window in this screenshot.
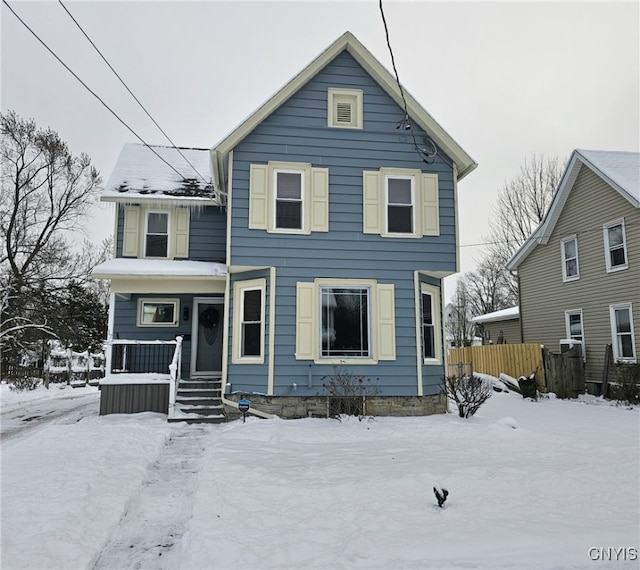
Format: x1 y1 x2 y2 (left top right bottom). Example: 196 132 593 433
137 299 179 327
603 219 628 272
145 212 169 257
320 287 370 358
610 303 636 362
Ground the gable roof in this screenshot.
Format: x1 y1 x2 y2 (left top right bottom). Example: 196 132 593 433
506 149 640 271
211 31 477 191
102 143 218 204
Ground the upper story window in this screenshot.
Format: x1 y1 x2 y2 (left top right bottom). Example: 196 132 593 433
603 219 628 272
249 162 328 235
561 236 580 281
609 302 636 362
386 175 415 235
274 170 303 231
363 168 439 238
145 212 169 257
327 88 363 129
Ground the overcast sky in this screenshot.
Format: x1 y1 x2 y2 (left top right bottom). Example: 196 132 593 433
2 0 639 298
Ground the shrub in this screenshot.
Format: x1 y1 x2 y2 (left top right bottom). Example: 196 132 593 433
8 377 41 392
321 364 379 419
442 375 492 418
612 363 640 405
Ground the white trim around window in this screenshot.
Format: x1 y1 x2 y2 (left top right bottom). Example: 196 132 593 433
385 174 416 236
560 235 580 282
144 211 170 258
603 219 628 273
232 278 266 364
273 168 305 233
609 302 637 362
420 283 442 365
564 309 585 359
137 298 179 327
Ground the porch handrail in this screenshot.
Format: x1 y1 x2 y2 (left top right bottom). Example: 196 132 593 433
168 336 184 415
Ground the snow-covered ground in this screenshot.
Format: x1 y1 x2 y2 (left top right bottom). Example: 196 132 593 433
1 383 638 569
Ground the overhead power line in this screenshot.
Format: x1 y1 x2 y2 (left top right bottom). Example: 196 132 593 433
57 0 209 186
3 0 194 184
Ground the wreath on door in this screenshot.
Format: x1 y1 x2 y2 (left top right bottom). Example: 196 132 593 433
199 306 220 346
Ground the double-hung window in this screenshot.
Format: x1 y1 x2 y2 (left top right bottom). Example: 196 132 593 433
603 219 628 272
386 176 414 234
145 212 169 257
565 309 585 359
320 286 370 358
609 303 636 362
561 236 579 281
274 170 303 231
420 283 442 363
233 279 266 363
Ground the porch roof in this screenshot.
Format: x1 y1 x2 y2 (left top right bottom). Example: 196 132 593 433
92 258 227 279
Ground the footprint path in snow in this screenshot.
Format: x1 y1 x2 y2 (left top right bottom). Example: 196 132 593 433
91 425 211 570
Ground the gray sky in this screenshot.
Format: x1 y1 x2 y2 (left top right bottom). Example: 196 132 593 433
2 0 639 298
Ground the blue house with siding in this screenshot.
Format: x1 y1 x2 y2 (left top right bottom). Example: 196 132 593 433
93 32 477 421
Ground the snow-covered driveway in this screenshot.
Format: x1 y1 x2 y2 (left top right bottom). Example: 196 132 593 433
1 384 639 569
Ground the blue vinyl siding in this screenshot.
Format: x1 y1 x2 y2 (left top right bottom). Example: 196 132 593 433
114 204 226 261
226 51 453 397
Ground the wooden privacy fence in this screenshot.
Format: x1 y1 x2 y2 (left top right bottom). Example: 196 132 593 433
448 343 545 389
542 345 584 398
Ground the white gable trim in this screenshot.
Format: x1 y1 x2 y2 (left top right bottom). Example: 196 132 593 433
212 31 476 192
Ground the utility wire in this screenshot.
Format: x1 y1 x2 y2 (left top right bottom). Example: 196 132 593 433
378 0 438 163
3 0 192 184
57 0 210 187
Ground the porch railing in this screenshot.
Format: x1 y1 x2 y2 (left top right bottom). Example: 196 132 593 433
168 336 183 415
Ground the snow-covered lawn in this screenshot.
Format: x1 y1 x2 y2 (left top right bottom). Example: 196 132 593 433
1 383 638 569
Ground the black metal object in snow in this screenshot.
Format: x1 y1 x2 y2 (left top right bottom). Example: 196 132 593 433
238 399 250 423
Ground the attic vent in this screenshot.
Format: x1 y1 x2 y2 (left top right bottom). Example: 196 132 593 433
328 88 363 129
336 102 352 124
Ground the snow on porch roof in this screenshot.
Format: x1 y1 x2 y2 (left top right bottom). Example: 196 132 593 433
92 258 227 279
470 306 519 324
101 144 218 204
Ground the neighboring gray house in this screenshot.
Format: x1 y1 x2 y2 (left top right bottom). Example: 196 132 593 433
471 306 521 345
93 32 477 420
506 149 640 392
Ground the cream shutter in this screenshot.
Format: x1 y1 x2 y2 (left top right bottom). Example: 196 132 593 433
122 206 140 257
376 284 396 360
363 170 381 234
421 173 439 236
295 282 316 360
249 164 269 230
174 208 190 258
310 167 329 232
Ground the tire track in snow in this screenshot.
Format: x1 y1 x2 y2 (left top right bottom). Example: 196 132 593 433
91 425 210 570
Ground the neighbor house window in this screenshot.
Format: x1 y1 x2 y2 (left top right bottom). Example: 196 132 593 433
609 303 636 362
274 170 303 230
603 219 628 272
327 88 363 129
420 283 442 363
145 212 169 257
561 236 579 281
386 175 414 234
137 299 179 327
232 279 266 363
320 286 370 358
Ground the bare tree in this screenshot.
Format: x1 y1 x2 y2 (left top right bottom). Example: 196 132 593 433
462 255 517 317
446 280 476 347
484 154 564 299
1 110 102 367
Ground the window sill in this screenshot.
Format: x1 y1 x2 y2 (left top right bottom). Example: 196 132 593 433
606 265 629 274
423 358 442 366
315 358 378 365
232 357 265 365
562 275 580 283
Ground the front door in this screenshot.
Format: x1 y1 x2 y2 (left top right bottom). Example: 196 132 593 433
191 298 224 377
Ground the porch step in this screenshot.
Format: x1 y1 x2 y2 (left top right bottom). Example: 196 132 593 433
168 377 226 424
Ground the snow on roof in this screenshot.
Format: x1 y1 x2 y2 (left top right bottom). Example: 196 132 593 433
576 149 640 204
471 306 519 324
102 144 218 203
92 258 227 278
